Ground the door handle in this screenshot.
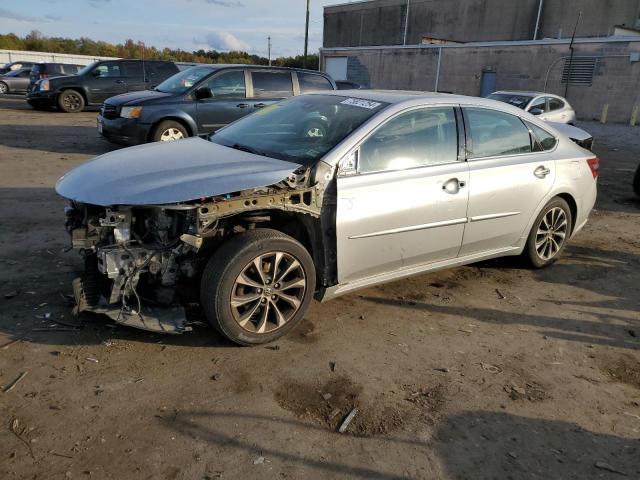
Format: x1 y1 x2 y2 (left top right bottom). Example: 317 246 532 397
442 178 465 194
114 79 125 84
534 166 551 179
236 103 249 108
254 103 266 109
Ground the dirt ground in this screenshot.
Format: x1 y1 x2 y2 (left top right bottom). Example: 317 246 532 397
0 94 639 480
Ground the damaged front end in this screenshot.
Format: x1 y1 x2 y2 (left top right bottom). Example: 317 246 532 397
64 168 329 334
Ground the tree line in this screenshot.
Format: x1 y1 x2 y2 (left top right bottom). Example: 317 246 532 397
0 31 319 69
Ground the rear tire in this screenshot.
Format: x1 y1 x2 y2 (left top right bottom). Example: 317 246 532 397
0 82 8 94
524 197 572 268
57 90 85 113
152 120 189 142
200 229 316 346
633 163 640 197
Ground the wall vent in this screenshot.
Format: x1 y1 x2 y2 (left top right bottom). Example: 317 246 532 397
561 57 598 86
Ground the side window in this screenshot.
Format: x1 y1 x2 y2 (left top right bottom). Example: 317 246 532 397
93 63 121 78
203 70 246 98
465 107 532 159
528 97 547 113
251 71 293 98
121 62 143 77
359 107 458 173
525 121 558 151
19 70 30 77
548 98 565 111
298 72 333 93
148 63 176 77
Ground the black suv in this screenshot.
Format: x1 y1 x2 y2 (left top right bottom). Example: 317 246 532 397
28 63 83 91
96 65 336 145
26 59 178 112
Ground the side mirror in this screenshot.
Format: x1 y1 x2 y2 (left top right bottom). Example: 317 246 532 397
195 87 213 100
529 107 543 116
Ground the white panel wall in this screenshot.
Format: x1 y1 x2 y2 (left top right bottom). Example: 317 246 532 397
0 49 118 66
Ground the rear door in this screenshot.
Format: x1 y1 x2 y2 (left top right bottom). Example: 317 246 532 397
459 106 555 256
121 61 146 93
336 105 469 283
195 69 249 134
86 61 126 103
248 70 294 111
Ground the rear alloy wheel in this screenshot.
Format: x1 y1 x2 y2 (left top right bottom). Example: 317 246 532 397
525 198 572 268
0 82 8 94
153 120 188 142
201 229 315 345
57 90 85 113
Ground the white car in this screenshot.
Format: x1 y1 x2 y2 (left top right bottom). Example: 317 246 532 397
488 91 577 124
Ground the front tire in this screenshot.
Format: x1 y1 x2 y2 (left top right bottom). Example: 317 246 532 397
524 197 572 268
57 90 85 113
152 120 189 142
0 82 8 94
200 229 316 345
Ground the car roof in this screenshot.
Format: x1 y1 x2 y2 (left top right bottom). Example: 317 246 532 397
492 90 564 99
189 64 331 75
307 89 472 104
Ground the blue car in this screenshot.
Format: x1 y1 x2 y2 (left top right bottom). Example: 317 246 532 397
97 65 337 145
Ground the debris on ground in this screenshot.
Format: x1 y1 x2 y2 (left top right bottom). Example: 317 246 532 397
338 408 358 433
329 361 336 372
85 357 99 363
9 418 35 459
3 371 28 393
495 289 506 300
253 456 265 465
594 461 628 476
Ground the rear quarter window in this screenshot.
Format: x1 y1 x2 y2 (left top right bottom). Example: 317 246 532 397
525 121 558 151
298 72 333 93
465 107 533 159
251 71 293 98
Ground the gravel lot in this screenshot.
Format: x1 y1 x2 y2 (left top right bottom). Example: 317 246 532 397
0 94 639 480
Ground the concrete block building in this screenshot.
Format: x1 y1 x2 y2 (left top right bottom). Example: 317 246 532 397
320 0 640 122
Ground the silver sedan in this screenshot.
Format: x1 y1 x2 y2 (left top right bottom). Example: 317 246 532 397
56 91 598 345
488 91 577 124
0 68 32 94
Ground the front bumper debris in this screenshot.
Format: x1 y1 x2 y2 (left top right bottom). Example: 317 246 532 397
72 276 190 334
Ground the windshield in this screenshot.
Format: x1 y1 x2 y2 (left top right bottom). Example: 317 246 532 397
210 94 389 165
77 62 98 76
487 93 534 109
154 66 213 94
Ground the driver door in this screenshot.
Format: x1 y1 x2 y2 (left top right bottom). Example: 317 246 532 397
336 106 469 283
87 61 126 104
195 69 249 134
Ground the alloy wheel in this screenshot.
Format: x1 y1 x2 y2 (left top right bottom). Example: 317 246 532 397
63 93 82 111
535 207 568 261
160 128 184 141
230 251 306 334
0 83 7 94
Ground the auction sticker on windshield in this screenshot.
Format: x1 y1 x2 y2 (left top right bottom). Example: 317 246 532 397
340 98 381 109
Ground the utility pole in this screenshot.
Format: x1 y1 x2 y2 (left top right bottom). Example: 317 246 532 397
564 11 582 98
403 0 411 45
267 36 272 66
303 0 310 68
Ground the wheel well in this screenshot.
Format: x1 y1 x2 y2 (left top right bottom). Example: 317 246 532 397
556 193 578 234
149 117 193 141
217 211 325 285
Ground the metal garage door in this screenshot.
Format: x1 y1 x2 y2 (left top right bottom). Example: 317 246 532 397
325 56 348 81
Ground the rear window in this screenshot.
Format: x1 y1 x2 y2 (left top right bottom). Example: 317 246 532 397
251 71 293 98
298 72 333 93
465 107 532 159
122 62 144 76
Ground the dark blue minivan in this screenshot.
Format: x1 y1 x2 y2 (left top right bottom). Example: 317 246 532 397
97 65 337 145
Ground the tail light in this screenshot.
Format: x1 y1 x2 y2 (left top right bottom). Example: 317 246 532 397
586 157 600 179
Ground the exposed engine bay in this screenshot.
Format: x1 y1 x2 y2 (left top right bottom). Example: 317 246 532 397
65 167 331 334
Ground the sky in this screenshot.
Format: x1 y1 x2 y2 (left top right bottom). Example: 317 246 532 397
0 0 351 57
